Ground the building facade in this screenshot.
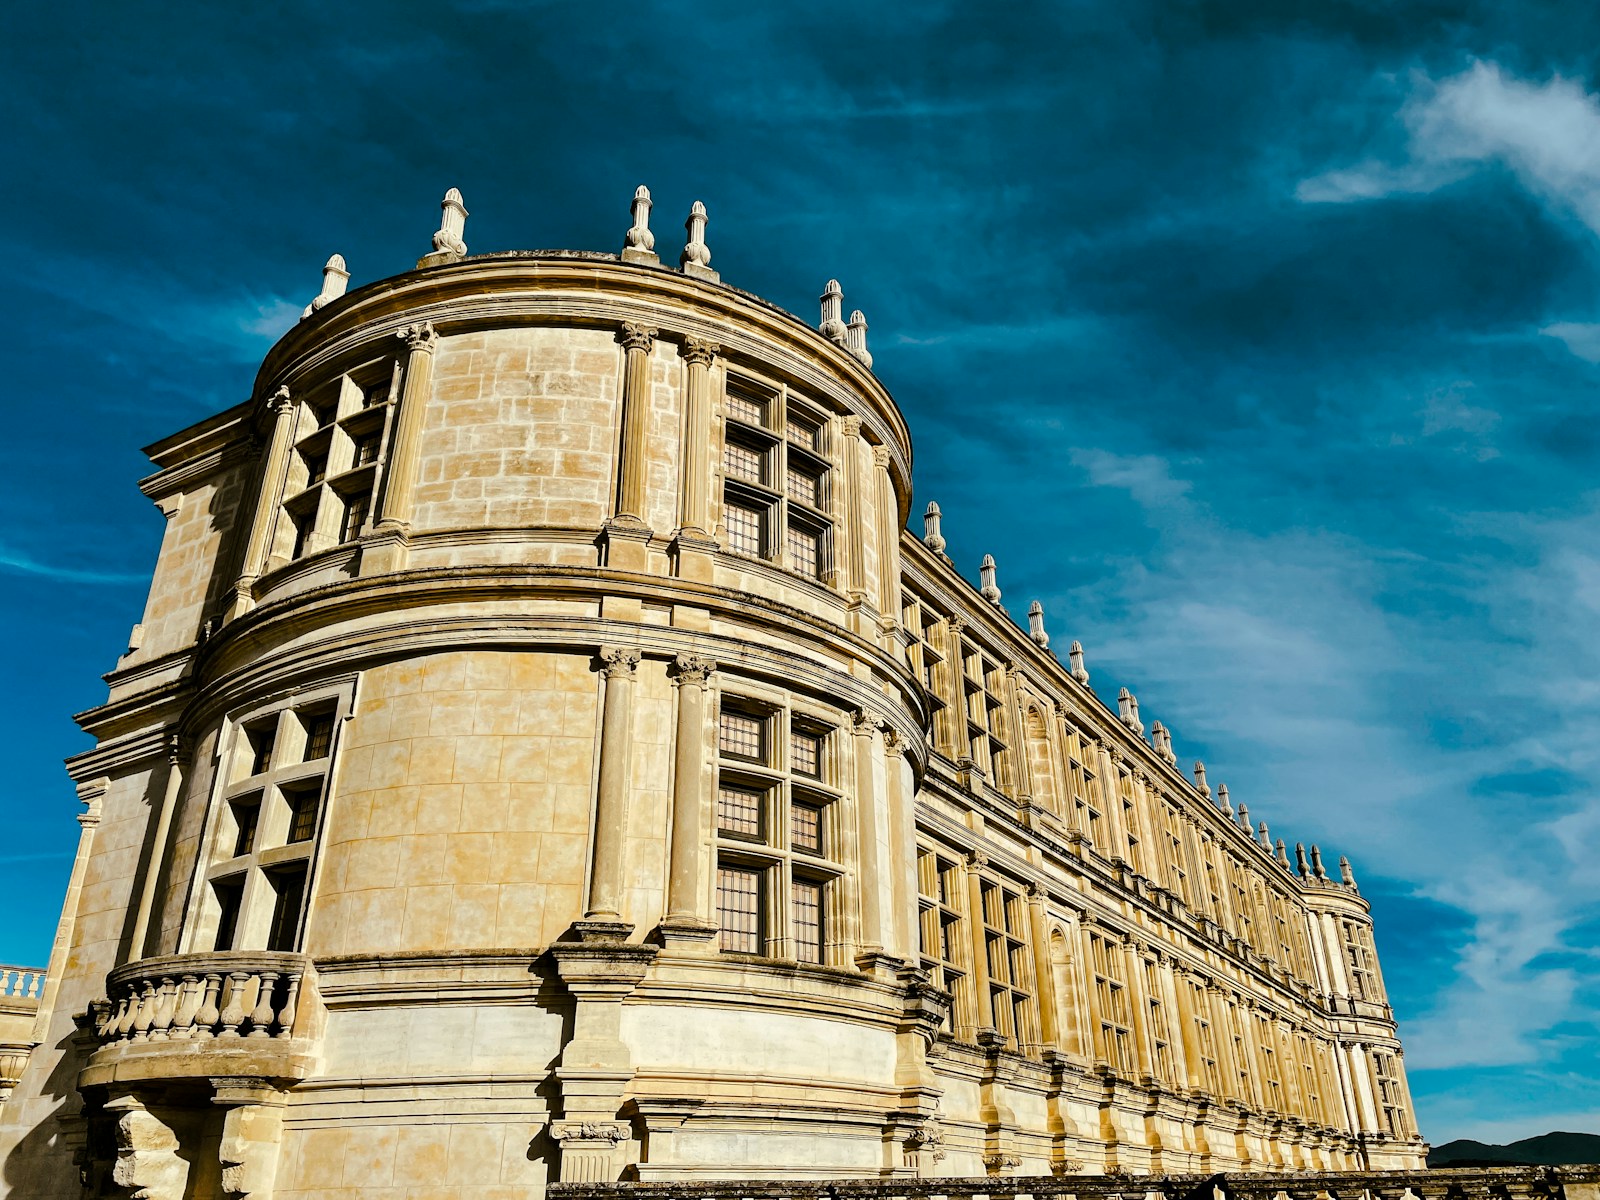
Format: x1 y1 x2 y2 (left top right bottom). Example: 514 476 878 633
0 188 1425 1198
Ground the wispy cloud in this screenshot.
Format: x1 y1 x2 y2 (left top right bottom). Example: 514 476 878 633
0 547 146 586
1297 61 1600 238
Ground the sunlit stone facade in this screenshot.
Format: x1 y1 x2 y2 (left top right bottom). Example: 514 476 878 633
0 189 1424 1198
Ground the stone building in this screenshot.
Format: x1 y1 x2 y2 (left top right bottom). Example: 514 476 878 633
0 187 1425 1198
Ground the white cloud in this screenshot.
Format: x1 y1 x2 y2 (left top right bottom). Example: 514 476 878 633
0 545 146 585
1298 61 1600 238
1541 321 1600 362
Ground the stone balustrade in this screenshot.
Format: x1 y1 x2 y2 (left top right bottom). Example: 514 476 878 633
0 965 45 1000
551 1166 1600 1200
95 951 309 1044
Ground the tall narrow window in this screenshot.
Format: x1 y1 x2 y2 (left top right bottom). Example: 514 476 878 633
714 693 840 962
719 377 833 583
917 848 969 1034
1090 933 1135 1078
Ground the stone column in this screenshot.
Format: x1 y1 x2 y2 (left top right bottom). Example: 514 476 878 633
962 850 994 1041
128 735 189 962
1025 883 1059 1055
585 647 641 924
602 322 659 575
1170 964 1205 1093
213 1077 289 1200
851 711 897 975
871 445 902 642
677 339 717 524
32 778 105 1045
659 655 717 950
227 386 297 619
838 417 874 633
1121 939 1155 1083
363 321 438 575
882 730 918 964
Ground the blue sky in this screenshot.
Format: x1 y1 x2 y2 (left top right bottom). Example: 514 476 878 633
3 0 1599 1146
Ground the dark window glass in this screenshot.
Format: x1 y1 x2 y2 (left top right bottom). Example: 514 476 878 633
266 867 308 952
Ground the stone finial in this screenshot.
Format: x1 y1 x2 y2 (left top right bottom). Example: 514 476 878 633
820 279 848 344
1310 844 1327 879
1152 721 1176 764
979 554 1001 605
1237 802 1250 828
1116 688 1144 735
923 501 947 554
1295 842 1310 877
418 187 468 268
1069 640 1089 685
622 185 659 264
1275 838 1290 868
1217 782 1231 814
845 309 873 368
1193 760 1210 799
1027 601 1049 649
301 253 350 319
680 200 718 281
1257 821 1271 849
1339 855 1356 886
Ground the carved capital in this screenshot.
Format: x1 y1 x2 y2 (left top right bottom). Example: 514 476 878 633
882 727 904 758
840 414 864 439
598 645 642 679
671 654 716 687
1026 880 1047 900
397 321 438 354
947 615 966 636
267 384 294 416
851 708 883 736
871 444 892 470
681 336 719 367
965 848 988 870
618 322 658 354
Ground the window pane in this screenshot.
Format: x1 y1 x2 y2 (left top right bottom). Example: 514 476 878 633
303 712 335 761
717 783 763 839
302 450 328 487
793 879 823 964
791 801 822 854
353 431 382 466
726 391 766 427
231 799 260 857
212 879 244 952
291 510 315 560
785 418 819 451
790 729 821 777
717 865 762 953
286 784 321 844
724 441 763 484
247 724 276 775
266 867 308 952
718 710 765 760
785 465 819 508
340 490 370 543
786 524 821 578
725 502 764 556
363 378 391 408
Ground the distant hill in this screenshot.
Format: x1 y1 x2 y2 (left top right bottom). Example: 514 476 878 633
1429 1131 1600 1168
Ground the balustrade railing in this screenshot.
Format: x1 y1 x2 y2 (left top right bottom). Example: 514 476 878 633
550 1166 1600 1200
96 952 309 1045
0 965 46 1001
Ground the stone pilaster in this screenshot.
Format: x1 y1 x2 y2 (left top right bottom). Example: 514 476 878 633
362 321 438 575
32 778 105 1044
1025 882 1059 1056
549 926 658 1183
962 850 994 1042
1121 938 1156 1084
872 444 901 646
851 710 899 976
585 646 641 923
659 655 717 950
838 416 875 634
227 386 297 620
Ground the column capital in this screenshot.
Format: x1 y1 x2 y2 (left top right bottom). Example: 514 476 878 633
882 727 905 758
965 848 988 871
851 708 883 736
840 414 864 439
670 654 716 687
617 322 658 354
1026 880 1048 901
681 336 719 367
164 733 190 767
267 384 294 416
598 646 642 678
871 444 892 470
397 321 438 354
